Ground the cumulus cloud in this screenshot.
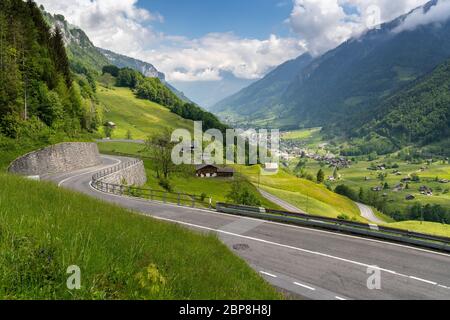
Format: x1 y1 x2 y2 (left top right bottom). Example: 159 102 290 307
287 0 428 55
36 0 306 82
393 0 450 33
36 0 163 56
139 34 305 82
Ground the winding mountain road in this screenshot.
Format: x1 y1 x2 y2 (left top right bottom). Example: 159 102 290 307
45 155 450 300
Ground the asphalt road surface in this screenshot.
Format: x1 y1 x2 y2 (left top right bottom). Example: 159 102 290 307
45 155 450 300
258 188 305 214
357 202 385 224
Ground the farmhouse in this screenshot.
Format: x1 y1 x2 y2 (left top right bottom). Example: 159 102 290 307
372 186 383 192
195 164 234 178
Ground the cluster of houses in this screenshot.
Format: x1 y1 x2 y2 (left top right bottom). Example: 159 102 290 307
298 152 351 169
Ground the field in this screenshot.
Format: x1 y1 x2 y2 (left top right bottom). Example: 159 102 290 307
237 165 364 222
97 86 193 140
292 157 450 215
97 141 281 209
0 173 281 299
281 128 322 146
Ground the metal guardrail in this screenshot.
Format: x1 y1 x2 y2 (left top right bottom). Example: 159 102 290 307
91 160 210 208
90 159 450 252
216 203 450 253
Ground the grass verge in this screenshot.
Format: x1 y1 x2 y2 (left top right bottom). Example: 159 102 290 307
0 173 281 300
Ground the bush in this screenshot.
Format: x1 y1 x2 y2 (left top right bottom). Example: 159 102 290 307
158 178 173 192
226 180 261 207
334 185 359 202
337 214 350 221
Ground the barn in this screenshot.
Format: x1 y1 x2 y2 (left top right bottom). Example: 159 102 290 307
195 164 234 178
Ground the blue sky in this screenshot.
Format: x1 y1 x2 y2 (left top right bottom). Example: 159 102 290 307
138 0 293 39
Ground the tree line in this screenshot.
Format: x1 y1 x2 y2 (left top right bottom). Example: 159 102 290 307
0 0 101 142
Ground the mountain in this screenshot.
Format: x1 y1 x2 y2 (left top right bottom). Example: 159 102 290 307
97 47 164 80
213 0 450 130
211 53 313 127
171 71 255 109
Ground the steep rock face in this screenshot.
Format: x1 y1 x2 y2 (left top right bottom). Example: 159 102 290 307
41 11 110 71
97 47 164 80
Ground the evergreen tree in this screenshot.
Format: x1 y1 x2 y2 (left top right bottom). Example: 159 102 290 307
317 169 325 183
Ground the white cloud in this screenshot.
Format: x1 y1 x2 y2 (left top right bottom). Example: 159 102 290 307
287 0 428 55
393 0 450 33
139 34 305 82
36 0 306 82
36 0 163 56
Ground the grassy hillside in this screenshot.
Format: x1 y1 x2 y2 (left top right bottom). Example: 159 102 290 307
97 86 193 140
0 173 280 299
238 165 363 221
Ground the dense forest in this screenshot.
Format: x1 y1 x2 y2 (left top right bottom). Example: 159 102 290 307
334 58 450 157
357 59 450 146
0 0 101 143
103 65 227 132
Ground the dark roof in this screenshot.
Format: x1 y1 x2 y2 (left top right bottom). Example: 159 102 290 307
195 164 218 171
195 164 234 173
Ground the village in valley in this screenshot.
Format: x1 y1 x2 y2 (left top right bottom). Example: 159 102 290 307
279 128 450 218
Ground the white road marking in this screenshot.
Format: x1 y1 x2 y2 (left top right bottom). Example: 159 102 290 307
438 285 449 289
260 271 278 278
335 296 346 300
149 215 448 290
409 276 437 286
293 282 316 291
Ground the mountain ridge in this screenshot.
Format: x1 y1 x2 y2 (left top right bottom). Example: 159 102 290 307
212 0 450 132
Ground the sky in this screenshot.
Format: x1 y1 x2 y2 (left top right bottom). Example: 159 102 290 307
35 0 438 84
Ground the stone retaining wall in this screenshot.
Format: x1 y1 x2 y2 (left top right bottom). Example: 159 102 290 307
8 142 101 176
101 161 147 186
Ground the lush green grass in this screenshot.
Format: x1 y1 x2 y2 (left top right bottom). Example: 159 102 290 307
386 221 450 238
97 86 193 140
238 165 364 221
0 173 281 300
97 141 282 209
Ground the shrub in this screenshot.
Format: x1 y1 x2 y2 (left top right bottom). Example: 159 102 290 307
158 178 173 192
